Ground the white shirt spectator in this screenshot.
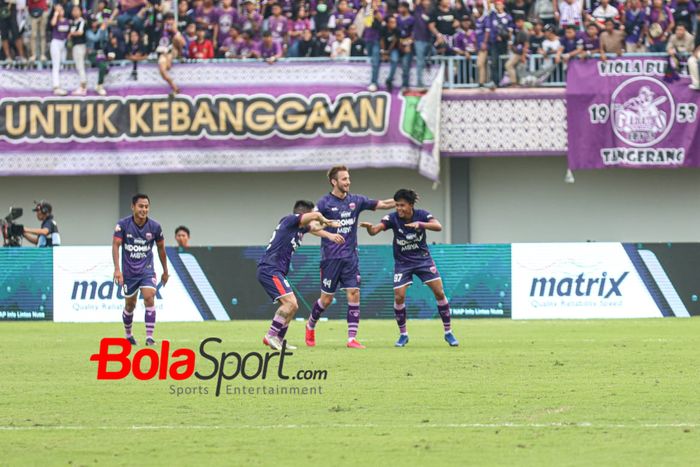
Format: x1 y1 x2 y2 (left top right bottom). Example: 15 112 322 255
331 37 351 58
541 37 562 66
558 0 583 27
592 4 620 23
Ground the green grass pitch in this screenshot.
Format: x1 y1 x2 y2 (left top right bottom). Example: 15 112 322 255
2 318 699 466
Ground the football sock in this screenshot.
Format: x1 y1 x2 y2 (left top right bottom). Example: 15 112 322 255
437 298 452 333
307 300 325 330
145 306 156 338
267 315 286 338
393 302 407 335
347 302 360 340
278 324 289 340
122 308 134 338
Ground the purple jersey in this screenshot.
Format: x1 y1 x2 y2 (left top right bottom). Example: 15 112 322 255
334 11 356 30
381 210 434 269
267 15 288 41
217 8 239 46
561 34 582 53
259 40 282 58
316 192 378 260
413 5 432 41
475 14 490 48
624 8 646 43
258 213 308 275
195 5 220 30
113 216 164 278
52 18 71 41
397 14 414 38
582 33 599 52
236 39 259 57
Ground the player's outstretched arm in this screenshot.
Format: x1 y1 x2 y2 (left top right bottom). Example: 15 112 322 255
375 198 396 210
299 212 340 229
156 240 169 286
112 236 123 286
405 219 442 232
359 221 385 236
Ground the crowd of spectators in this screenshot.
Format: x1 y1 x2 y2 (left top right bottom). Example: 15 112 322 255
1 0 699 93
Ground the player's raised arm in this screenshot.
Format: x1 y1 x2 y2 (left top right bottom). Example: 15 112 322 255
375 198 396 210
406 218 443 232
112 235 123 286
360 221 386 236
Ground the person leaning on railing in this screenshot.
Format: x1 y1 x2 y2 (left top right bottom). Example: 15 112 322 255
600 18 626 59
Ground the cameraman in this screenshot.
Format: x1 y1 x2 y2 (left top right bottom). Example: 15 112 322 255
23 201 61 247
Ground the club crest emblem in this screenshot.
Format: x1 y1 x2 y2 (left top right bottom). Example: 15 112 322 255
611 77 674 147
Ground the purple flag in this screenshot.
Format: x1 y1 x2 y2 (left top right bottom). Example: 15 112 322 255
566 57 700 170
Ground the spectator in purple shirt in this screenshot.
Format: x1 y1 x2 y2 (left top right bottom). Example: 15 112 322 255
360 0 384 91
561 24 585 64
287 6 311 56
581 21 602 56
260 30 283 62
216 0 238 49
453 16 477 59
488 0 513 88
236 30 261 58
624 0 647 52
646 0 675 52
194 0 220 41
267 3 289 47
474 3 491 86
333 0 356 31
239 0 263 40
220 25 242 57
413 0 433 88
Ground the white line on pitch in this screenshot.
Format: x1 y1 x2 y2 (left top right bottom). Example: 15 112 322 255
0 422 697 431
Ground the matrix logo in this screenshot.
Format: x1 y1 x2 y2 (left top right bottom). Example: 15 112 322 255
90 337 327 396
72 280 163 300
529 272 629 298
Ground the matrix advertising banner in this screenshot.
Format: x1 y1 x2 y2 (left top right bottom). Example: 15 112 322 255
168 244 512 320
0 248 52 320
53 246 202 322
512 243 698 319
566 58 699 170
0 62 440 180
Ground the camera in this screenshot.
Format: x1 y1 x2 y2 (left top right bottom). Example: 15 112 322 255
1 207 24 247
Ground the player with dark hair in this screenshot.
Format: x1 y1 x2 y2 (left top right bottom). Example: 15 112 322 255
258 200 339 350
175 225 190 248
305 166 396 349
112 193 168 346
361 189 459 347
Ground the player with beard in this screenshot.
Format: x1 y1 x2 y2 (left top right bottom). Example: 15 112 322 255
361 189 459 347
258 200 339 350
112 194 168 346
305 166 396 349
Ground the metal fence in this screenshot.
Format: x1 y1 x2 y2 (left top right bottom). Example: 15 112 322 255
1 52 692 89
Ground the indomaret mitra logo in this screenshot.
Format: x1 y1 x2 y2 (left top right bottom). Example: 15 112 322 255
611 76 675 147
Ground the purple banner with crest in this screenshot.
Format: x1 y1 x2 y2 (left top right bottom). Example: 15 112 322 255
0 61 439 179
566 57 700 170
